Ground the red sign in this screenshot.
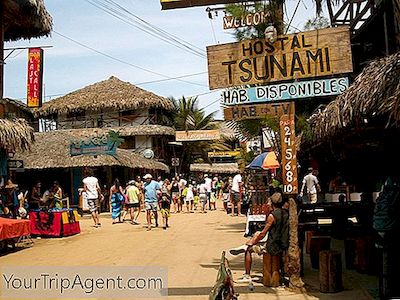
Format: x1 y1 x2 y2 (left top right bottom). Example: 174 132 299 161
27 48 44 108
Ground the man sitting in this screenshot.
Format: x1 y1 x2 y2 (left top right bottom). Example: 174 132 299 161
229 193 289 284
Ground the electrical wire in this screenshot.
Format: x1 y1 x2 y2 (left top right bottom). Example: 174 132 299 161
53 30 208 88
285 0 302 34
84 0 206 59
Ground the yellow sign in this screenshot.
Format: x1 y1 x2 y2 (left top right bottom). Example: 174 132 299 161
208 151 240 158
176 130 221 142
207 27 353 90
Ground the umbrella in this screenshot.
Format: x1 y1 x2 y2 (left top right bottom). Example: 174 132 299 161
247 151 280 170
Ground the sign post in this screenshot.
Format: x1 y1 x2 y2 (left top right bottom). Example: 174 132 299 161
8 160 24 171
279 103 298 195
207 27 353 90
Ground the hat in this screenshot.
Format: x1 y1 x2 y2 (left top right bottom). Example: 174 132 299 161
308 167 313 172
204 174 208 178
5 180 18 189
271 192 283 204
143 174 153 179
128 180 136 185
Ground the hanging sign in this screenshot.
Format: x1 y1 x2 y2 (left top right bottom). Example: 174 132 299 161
279 107 298 195
224 102 293 121
208 151 240 158
207 27 353 90
70 132 122 156
176 130 221 141
222 77 349 105
27 48 44 108
160 0 251 10
223 11 271 30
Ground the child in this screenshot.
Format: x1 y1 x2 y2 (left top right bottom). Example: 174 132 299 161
159 193 171 230
193 189 199 211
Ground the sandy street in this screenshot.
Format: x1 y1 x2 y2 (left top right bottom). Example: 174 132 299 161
0 206 373 300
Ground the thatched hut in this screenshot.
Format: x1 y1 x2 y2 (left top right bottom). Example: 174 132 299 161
303 51 400 194
14 129 169 207
35 76 176 163
309 52 400 141
3 0 53 42
0 0 52 173
190 163 240 174
0 119 34 152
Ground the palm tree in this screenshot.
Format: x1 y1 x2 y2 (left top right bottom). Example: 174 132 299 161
171 96 230 174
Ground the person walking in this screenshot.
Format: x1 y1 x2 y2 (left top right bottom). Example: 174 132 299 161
299 168 321 204
110 179 125 224
159 193 171 230
198 179 208 213
143 174 160 231
125 180 142 225
204 174 212 210
83 171 101 227
170 177 180 213
231 173 243 216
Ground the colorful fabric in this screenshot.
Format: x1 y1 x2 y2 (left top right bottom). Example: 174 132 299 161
111 193 123 219
160 208 170 218
0 218 30 241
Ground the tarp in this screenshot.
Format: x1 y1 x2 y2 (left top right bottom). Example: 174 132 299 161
0 217 30 241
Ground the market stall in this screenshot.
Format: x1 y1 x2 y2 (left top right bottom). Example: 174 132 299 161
29 209 80 237
244 151 279 236
0 217 30 248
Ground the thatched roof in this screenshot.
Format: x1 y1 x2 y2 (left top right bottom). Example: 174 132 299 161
14 129 169 171
0 98 33 115
310 52 400 141
3 0 53 41
35 76 174 118
190 163 240 174
0 119 34 151
56 125 175 137
98 125 174 137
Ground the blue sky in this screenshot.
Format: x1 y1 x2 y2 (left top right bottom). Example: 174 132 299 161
4 0 318 118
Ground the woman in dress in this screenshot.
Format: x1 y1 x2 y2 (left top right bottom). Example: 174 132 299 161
170 177 180 213
109 179 125 224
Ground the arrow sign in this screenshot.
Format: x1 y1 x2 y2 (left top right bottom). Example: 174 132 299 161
8 160 24 170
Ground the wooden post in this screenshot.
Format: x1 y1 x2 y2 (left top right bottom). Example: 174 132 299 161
319 250 343 293
0 0 4 101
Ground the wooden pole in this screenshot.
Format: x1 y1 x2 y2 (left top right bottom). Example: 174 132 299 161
0 0 4 101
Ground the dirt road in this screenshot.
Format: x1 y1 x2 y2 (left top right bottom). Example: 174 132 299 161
0 206 373 299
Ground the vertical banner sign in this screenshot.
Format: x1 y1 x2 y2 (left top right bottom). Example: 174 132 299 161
280 103 297 194
27 48 44 108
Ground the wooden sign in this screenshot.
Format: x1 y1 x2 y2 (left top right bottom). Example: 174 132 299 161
207 27 353 90
224 102 293 121
222 77 349 106
160 0 250 10
70 132 122 156
223 11 270 30
176 130 221 141
208 151 240 158
279 104 297 194
27 48 44 108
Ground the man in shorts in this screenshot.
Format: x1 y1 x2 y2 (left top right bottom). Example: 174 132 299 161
300 168 321 204
143 174 160 231
126 180 142 225
229 193 289 284
198 180 208 213
231 173 243 216
83 170 101 228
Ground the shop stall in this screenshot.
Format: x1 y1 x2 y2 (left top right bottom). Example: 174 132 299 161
29 209 80 237
0 217 31 249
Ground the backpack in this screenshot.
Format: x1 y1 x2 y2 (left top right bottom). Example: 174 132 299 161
373 177 400 232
